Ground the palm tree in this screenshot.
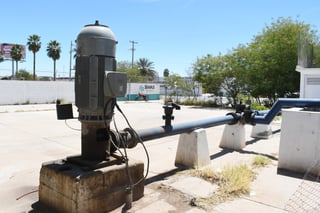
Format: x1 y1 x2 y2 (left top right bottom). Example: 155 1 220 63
0 51 3 62
27 34 41 80
46 40 61 81
163 68 169 77
10 45 23 78
137 58 156 81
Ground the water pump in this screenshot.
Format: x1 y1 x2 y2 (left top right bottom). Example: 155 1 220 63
75 20 127 161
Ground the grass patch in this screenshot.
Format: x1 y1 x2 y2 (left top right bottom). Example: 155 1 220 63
187 164 255 209
252 155 272 168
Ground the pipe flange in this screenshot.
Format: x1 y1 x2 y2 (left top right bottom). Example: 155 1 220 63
123 128 138 148
226 112 240 125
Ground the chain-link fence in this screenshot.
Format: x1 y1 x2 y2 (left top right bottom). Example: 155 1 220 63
283 161 320 212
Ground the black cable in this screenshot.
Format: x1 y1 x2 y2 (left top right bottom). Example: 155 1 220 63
103 99 150 193
115 102 150 187
104 98 133 193
112 114 133 188
103 98 125 158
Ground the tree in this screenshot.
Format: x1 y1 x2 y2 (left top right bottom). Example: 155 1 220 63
192 51 248 104
27 34 41 80
10 44 23 78
137 58 156 81
0 51 3 62
164 73 184 97
46 40 61 81
163 68 169 77
117 60 146 82
246 17 317 101
192 54 225 95
221 46 251 103
16 69 33 80
193 17 319 104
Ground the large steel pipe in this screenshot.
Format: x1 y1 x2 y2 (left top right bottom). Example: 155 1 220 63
255 98 320 124
135 114 235 141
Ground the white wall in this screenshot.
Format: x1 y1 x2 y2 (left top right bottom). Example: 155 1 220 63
296 66 320 98
0 80 74 105
278 108 320 175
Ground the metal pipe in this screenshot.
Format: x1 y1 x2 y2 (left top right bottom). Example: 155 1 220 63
118 98 320 147
255 98 320 124
135 114 234 141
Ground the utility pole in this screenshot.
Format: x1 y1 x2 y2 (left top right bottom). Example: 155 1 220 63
129 40 138 69
69 41 74 80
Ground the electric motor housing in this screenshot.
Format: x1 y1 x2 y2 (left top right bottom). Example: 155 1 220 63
75 20 126 122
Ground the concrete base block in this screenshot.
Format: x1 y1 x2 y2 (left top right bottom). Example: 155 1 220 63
175 128 210 168
39 157 144 213
219 122 246 150
251 124 272 139
278 108 320 175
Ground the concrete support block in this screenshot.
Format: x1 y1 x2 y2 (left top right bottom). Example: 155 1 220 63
278 108 320 175
175 128 210 168
219 122 246 150
39 158 144 213
251 124 272 139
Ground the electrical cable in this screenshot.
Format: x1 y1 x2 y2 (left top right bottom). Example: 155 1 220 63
107 100 134 210
114 102 150 187
64 120 81 131
112 115 133 188
103 98 126 158
102 98 150 204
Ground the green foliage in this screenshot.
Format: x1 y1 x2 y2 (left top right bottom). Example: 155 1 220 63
10 45 23 61
15 69 33 80
46 40 61 60
27 34 41 53
117 60 146 82
313 44 320 67
180 99 219 107
46 40 61 81
192 54 225 95
245 17 311 101
0 51 3 62
163 68 169 77
192 17 319 102
117 60 158 82
137 58 157 81
251 101 269 111
10 45 23 76
164 73 184 90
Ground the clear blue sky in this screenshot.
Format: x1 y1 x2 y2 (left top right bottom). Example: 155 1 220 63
0 0 319 78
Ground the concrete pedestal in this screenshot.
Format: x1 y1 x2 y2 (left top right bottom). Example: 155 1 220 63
251 124 272 139
39 157 144 213
219 122 246 150
175 128 210 168
278 108 320 175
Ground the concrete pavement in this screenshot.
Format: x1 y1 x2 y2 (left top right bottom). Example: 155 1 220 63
0 101 317 212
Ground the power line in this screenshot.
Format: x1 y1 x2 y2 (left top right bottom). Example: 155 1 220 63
129 40 138 69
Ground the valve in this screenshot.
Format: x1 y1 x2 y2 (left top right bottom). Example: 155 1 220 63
162 102 180 126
